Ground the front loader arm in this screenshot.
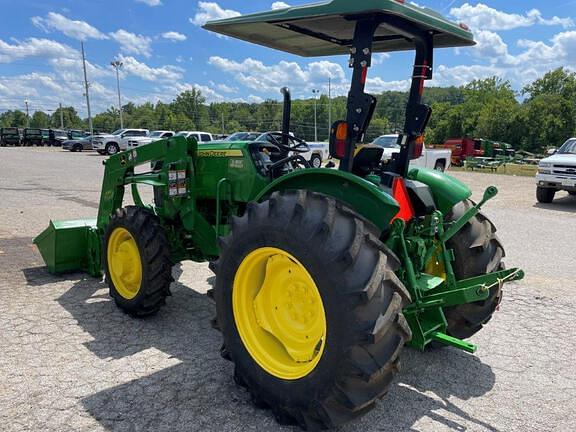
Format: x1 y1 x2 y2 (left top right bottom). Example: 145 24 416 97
96 136 197 231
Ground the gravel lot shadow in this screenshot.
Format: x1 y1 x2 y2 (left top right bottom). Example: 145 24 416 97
50 273 497 431
533 195 576 213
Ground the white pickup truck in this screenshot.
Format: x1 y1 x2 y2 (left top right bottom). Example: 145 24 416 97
92 129 149 155
372 134 452 171
536 137 576 203
126 130 175 149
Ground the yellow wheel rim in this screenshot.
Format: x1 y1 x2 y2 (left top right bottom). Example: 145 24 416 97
107 227 143 300
233 247 327 380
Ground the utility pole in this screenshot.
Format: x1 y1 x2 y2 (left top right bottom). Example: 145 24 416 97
312 88 319 141
59 103 64 129
24 99 30 127
110 60 124 128
221 111 225 135
81 42 93 138
328 77 332 137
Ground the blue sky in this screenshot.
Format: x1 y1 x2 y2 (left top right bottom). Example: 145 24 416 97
1 0 575 117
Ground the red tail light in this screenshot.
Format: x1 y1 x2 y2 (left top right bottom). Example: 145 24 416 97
412 135 424 159
391 177 415 222
329 121 348 159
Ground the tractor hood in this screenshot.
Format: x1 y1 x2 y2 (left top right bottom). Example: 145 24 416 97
203 0 475 57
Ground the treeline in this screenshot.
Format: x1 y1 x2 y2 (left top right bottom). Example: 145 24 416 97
1 68 574 153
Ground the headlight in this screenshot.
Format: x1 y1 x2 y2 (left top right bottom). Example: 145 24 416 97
538 162 552 174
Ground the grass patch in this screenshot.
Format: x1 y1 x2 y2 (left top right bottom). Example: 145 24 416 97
451 163 537 177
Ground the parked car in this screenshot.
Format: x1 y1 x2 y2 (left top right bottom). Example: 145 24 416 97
0 127 21 146
223 131 262 141
23 128 43 146
536 137 576 203
67 130 89 140
51 129 68 146
62 135 95 152
302 142 330 168
371 134 451 171
175 131 214 143
127 130 175 149
92 129 149 155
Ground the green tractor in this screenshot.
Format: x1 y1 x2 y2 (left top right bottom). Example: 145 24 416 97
34 0 523 429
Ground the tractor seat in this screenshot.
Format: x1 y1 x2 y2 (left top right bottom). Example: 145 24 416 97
352 145 384 177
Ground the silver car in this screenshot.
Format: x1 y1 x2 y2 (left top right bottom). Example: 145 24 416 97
62 136 94 152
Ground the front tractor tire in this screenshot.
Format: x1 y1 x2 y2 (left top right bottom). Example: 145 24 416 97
104 206 172 316
443 200 505 339
214 190 411 429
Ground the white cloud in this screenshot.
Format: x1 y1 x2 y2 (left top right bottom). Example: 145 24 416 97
513 31 576 82
49 57 113 81
119 55 184 81
135 0 162 6
168 82 225 102
161 31 187 42
209 81 237 93
190 2 241 26
472 30 516 65
372 53 390 65
109 30 153 57
0 72 117 116
271 2 290 10
0 38 78 63
31 12 108 41
432 64 504 87
248 95 264 103
366 77 410 92
450 3 574 31
208 56 346 96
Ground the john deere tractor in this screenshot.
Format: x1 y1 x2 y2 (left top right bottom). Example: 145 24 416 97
34 0 523 429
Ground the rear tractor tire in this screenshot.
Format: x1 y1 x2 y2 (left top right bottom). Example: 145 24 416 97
104 206 172 316
443 200 505 339
213 190 411 429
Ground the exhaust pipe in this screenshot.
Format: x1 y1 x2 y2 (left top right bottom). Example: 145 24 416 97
280 87 291 148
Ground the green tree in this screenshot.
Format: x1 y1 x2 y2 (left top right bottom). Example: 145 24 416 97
0 110 28 128
522 68 576 101
30 111 51 128
521 94 575 152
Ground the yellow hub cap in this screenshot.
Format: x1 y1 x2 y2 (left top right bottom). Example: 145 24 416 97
233 247 326 380
107 227 143 300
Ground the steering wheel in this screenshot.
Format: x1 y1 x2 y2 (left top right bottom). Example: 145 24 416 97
267 132 310 153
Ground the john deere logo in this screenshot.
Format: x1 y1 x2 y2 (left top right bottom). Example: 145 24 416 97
198 149 243 157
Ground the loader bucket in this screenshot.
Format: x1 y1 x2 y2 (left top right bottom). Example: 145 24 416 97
33 219 102 277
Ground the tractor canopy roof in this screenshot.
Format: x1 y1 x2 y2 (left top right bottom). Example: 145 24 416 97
203 0 475 57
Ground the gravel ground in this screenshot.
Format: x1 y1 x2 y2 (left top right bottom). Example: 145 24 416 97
1 147 575 432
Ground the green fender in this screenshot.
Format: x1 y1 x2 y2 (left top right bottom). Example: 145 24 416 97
408 167 472 214
254 168 400 231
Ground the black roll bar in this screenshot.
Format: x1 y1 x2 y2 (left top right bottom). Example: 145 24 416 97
339 16 434 177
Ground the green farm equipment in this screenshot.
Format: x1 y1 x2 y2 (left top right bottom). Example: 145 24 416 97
34 0 523 428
